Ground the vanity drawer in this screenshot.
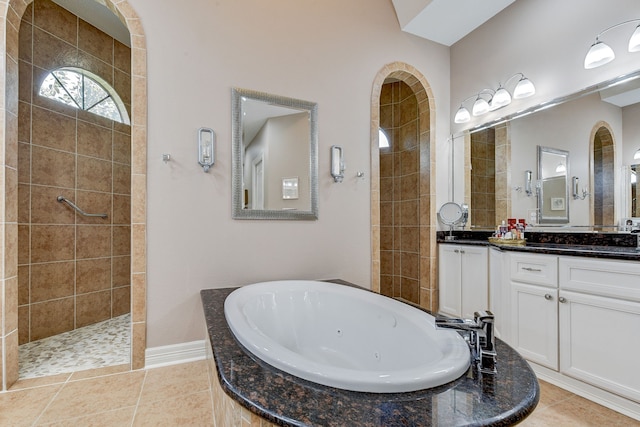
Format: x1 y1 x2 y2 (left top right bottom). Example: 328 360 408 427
509 253 558 287
559 257 640 302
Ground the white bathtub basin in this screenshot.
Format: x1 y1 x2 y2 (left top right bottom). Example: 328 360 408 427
224 280 470 393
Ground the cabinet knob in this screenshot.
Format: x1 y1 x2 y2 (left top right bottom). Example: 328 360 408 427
454 249 459 253
559 297 567 303
460 250 465 254
544 294 553 301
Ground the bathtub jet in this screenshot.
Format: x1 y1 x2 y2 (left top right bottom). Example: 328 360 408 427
224 280 471 393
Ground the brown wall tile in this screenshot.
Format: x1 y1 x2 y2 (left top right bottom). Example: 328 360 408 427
33 0 77 46
31 146 75 188
75 190 112 225
31 297 74 341
112 226 131 256
112 286 130 317
112 256 130 287
30 225 74 263
18 306 29 344
77 121 113 160
77 156 112 192
30 186 75 224
76 290 110 327
112 194 131 225
32 27 77 71
31 106 76 152
17 265 29 305
76 258 111 294
113 163 130 195
78 19 113 64
112 131 131 165
76 225 111 259
30 261 74 302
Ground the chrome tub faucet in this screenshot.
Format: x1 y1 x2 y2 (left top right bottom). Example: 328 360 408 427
435 310 497 374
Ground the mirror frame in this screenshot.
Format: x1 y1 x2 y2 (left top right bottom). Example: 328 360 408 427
231 88 319 220
537 145 570 224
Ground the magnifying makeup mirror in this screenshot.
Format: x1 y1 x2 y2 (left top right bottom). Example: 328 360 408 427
438 202 467 240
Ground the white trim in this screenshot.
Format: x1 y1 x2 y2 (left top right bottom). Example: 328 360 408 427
530 362 640 422
144 340 207 369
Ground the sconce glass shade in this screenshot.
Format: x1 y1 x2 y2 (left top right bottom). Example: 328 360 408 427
472 97 490 116
634 147 640 160
454 106 471 123
584 40 615 69
330 145 344 183
491 86 512 108
513 77 536 99
198 127 215 172
629 25 640 52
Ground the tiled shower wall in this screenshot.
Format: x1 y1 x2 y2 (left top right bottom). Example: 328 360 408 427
17 0 132 344
379 80 420 304
470 128 496 228
593 127 614 227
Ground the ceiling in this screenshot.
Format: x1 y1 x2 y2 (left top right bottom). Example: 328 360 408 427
391 0 516 46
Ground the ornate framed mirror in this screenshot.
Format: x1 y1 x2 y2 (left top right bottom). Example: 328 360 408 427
231 88 318 220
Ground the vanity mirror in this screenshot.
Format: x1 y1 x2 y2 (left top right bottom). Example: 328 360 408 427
231 88 318 220
537 146 569 224
462 69 640 229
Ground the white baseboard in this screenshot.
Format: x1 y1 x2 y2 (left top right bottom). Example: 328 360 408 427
530 362 640 422
144 340 207 369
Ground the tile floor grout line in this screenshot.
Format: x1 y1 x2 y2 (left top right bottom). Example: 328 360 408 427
130 368 149 426
29 371 75 426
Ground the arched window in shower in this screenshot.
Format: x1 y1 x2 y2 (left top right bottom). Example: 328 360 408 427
39 67 130 125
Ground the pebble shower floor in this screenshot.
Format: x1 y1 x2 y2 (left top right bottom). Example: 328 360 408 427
18 314 131 379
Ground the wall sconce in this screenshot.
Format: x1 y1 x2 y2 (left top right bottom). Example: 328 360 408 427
572 176 589 200
524 170 533 196
454 73 535 124
330 145 344 183
585 19 640 69
198 127 215 172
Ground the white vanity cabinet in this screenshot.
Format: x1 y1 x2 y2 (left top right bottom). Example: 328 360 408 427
438 244 488 319
508 253 559 370
558 257 640 403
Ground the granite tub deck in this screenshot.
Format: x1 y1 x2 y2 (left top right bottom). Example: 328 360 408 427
201 283 540 427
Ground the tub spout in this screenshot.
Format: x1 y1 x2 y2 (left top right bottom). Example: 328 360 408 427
435 310 497 374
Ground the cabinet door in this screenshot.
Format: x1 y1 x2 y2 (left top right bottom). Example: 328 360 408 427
510 282 558 370
438 245 462 317
559 290 640 403
460 246 488 320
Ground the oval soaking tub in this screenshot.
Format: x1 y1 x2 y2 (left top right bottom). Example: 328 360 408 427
224 280 470 393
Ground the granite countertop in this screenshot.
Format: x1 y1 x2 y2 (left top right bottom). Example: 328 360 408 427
201 284 540 427
437 231 640 261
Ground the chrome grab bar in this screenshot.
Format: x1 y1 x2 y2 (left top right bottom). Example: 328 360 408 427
57 196 108 219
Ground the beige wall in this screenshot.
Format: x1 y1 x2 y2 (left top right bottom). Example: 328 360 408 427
126 0 451 348
17 0 131 344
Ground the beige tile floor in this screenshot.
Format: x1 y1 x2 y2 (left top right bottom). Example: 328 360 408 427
0 359 638 426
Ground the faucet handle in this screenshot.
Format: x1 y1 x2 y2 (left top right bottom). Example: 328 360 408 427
474 310 494 323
